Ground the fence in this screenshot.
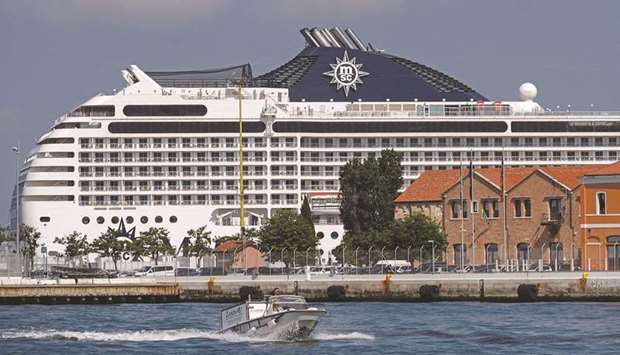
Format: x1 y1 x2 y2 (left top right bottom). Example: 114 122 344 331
3 247 619 279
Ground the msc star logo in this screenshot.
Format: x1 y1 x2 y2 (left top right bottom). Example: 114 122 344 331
323 51 369 97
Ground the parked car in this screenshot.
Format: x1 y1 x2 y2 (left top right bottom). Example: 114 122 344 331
175 267 199 277
134 265 175 277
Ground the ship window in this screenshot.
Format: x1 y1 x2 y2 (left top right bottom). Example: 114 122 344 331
39 216 51 223
29 166 75 173
170 216 178 223
317 232 324 239
39 137 75 145
140 216 148 224
69 105 115 117
330 231 339 240
111 216 119 224
273 121 508 134
126 216 134 224
123 105 207 117
82 217 90 225
21 195 75 202
96 216 105 224
108 121 265 134
155 216 163 223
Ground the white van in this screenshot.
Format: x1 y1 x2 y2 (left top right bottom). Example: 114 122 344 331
134 265 175 277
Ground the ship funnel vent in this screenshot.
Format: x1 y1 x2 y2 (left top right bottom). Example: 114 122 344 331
301 27 372 51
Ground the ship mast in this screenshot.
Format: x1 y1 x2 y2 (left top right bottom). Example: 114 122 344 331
238 80 246 270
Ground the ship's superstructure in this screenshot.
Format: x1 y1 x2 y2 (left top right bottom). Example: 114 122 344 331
11 27 620 262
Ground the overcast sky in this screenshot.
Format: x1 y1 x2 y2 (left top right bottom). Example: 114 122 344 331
1 0 619 222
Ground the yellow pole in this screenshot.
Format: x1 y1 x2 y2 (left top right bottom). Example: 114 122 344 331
238 81 245 268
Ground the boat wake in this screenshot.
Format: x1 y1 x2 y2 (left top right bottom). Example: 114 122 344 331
0 328 374 343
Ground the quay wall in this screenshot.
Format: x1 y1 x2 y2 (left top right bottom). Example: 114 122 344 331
2 273 620 304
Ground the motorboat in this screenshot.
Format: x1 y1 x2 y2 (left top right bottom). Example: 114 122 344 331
219 295 326 340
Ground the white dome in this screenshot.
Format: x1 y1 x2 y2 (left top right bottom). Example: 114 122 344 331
519 82 537 101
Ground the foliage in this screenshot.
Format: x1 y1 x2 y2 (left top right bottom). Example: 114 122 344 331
138 227 175 265
257 210 318 267
183 226 213 259
300 195 315 235
91 227 129 271
54 231 90 264
20 224 41 270
0 225 11 244
333 213 446 265
339 149 403 234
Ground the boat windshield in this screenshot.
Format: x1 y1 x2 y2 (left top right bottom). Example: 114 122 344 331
269 295 309 310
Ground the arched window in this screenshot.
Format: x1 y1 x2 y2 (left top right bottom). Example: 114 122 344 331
607 236 620 271
485 243 498 265
517 243 529 261
549 242 563 270
453 244 467 267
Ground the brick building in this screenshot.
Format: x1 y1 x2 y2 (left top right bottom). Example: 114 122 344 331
396 165 610 269
580 162 620 271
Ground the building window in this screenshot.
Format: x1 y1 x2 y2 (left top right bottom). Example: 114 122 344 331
471 200 479 214
453 244 467 267
513 198 531 218
485 243 498 265
517 243 529 261
549 242 563 270
548 198 563 221
607 236 620 271
450 200 460 219
597 192 606 215
482 199 499 219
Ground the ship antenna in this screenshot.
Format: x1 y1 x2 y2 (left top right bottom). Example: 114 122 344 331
237 79 246 272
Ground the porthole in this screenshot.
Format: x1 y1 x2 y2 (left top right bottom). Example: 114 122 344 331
82 217 90 225
39 216 51 223
330 231 339 240
126 216 134 224
111 216 119 224
155 216 163 223
96 216 105 224
319 249 325 255
317 232 324 239
140 216 148 224
170 216 178 223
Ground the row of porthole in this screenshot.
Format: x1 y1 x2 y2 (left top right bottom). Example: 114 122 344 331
82 215 178 225
317 231 339 240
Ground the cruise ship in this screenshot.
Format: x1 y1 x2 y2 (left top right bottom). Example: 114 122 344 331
11 27 620 262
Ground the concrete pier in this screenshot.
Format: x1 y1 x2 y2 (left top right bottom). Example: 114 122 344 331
2 272 620 304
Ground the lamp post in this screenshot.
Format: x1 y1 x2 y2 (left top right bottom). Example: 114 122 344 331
485 243 491 272
355 247 359 275
268 248 273 276
407 246 412 273
555 243 562 272
394 246 399 261
380 246 386 273
419 245 425 273
427 240 436 274
368 246 373 274
281 248 287 275
305 247 311 268
293 248 297 270
12 144 21 277
541 242 546 272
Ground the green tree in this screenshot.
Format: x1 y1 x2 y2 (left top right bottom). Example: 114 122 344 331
54 231 90 266
184 226 213 267
20 224 41 271
334 213 446 266
257 210 317 267
0 225 11 244
300 195 315 235
339 149 402 234
91 227 128 271
139 227 175 265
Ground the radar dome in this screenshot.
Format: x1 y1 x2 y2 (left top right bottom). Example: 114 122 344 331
519 82 537 101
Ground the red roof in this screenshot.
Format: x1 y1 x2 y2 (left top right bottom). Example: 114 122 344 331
215 239 243 252
395 164 611 203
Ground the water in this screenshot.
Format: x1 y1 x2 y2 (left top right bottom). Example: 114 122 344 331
1 302 619 354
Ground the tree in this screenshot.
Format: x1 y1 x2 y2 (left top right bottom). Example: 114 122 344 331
334 212 446 266
257 210 317 267
54 231 90 266
300 195 315 235
20 224 41 271
339 149 402 234
139 227 175 265
183 226 213 267
91 227 128 271
0 225 11 244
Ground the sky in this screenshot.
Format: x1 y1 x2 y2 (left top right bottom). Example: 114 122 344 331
1 0 619 222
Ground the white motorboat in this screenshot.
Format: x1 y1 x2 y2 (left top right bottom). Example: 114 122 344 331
219 295 326 340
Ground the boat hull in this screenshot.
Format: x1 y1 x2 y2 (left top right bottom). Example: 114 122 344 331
222 309 325 340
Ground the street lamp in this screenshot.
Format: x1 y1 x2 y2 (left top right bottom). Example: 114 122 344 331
380 246 386 273
368 246 373 274
293 248 297 270
11 143 21 277
541 242 546 272
427 240 436 274
407 245 412 273
419 245 425 273
342 246 346 275
394 246 399 261
267 248 273 276
555 243 562 271
281 248 287 275
305 247 311 268
355 247 359 275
